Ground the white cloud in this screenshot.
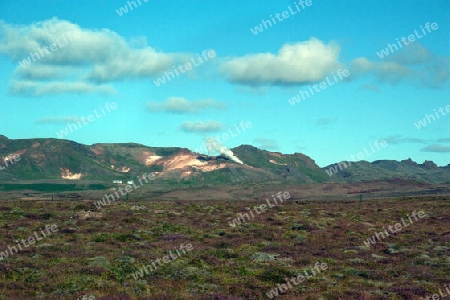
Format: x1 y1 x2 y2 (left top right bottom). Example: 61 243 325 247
180 120 223 133
387 42 433 65
10 80 116 96
0 18 182 95
220 37 343 86
87 48 174 83
14 65 74 80
148 97 226 114
351 58 411 84
351 43 450 88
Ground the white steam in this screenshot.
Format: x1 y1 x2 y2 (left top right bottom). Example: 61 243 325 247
205 137 243 164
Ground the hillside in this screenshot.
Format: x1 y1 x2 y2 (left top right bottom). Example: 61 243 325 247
324 158 450 184
0 136 324 185
0 135 448 187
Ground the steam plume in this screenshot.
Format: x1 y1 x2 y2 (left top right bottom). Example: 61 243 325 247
205 137 243 164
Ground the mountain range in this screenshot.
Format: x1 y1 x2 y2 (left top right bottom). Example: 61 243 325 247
0 135 448 186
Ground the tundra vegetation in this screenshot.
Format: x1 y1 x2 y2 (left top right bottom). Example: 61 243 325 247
0 195 448 299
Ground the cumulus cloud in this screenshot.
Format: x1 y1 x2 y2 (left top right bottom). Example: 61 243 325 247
14 65 72 80
351 58 411 84
180 120 223 133
87 48 174 83
420 144 450 153
351 43 450 88
387 42 434 65
220 37 343 86
0 18 181 95
10 80 116 96
148 97 226 114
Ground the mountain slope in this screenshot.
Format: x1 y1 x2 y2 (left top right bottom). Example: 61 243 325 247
324 158 450 184
0 135 448 185
232 145 328 183
0 136 323 184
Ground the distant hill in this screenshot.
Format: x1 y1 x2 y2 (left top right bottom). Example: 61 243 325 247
324 158 450 184
0 135 448 186
231 145 328 183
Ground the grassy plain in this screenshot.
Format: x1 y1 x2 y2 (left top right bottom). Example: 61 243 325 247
0 194 448 299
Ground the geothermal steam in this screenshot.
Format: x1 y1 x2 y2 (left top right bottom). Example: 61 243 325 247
205 137 243 164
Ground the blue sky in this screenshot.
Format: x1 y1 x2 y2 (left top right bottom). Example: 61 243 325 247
0 0 449 167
